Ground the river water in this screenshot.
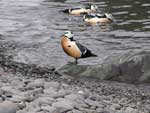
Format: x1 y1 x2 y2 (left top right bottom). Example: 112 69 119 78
0 0 150 67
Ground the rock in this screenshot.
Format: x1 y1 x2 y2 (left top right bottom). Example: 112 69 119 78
7 95 24 103
78 90 84 95
52 99 74 112
96 108 104 112
56 51 150 83
124 107 138 113
40 106 56 112
32 88 43 96
53 90 70 98
27 79 44 88
111 104 122 110
65 93 89 109
44 82 60 89
43 87 57 96
1 86 20 96
84 98 100 108
19 91 36 102
56 61 119 80
44 87 69 98
0 89 4 95
34 97 54 106
72 109 83 113
0 101 19 113
65 94 83 101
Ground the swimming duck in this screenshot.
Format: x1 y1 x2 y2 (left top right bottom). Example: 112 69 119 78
83 13 113 24
62 5 98 15
61 31 97 63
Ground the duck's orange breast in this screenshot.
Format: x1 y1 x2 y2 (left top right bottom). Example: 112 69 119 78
84 18 113 24
70 9 91 15
98 18 112 23
84 18 100 24
61 36 82 58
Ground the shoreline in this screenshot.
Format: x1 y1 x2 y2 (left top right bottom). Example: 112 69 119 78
0 43 149 113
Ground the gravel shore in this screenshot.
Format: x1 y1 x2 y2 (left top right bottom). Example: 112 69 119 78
0 69 150 113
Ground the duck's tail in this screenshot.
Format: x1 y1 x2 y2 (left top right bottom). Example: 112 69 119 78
62 9 70 13
91 53 98 57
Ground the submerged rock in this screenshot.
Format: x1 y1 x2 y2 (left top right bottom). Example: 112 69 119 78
56 51 150 83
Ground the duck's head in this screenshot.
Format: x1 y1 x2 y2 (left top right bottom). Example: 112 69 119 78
105 13 113 20
90 5 98 12
63 31 74 39
83 14 87 20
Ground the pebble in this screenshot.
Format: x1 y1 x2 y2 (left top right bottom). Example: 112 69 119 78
124 107 139 113
0 101 19 113
111 103 122 110
27 79 44 88
72 109 83 113
40 105 56 112
34 97 54 106
44 81 60 89
52 99 74 112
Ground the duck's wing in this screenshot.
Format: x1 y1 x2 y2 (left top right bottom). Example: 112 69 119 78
75 42 97 58
85 14 96 19
96 14 106 18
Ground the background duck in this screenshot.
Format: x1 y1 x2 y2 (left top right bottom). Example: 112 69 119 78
83 13 114 24
62 5 98 15
61 31 97 63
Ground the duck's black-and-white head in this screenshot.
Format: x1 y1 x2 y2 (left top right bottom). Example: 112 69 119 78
63 31 74 39
105 13 113 20
90 5 98 11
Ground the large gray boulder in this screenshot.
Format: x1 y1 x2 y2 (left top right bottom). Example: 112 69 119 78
56 51 150 83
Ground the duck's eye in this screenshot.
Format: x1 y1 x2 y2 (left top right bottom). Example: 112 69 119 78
68 45 71 47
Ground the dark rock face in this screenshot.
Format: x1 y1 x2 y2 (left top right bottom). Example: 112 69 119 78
56 51 150 83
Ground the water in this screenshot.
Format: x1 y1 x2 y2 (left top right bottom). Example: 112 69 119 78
0 0 150 67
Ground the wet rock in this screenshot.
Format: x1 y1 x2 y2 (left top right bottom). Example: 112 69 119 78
57 51 150 83
0 101 19 113
0 52 55 78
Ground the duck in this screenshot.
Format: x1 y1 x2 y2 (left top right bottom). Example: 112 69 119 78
83 13 113 24
61 31 97 63
62 5 98 15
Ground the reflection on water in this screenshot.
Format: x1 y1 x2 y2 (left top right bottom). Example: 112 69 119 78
0 0 150 67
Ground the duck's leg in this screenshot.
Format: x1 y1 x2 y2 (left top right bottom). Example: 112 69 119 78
75 58 78 64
